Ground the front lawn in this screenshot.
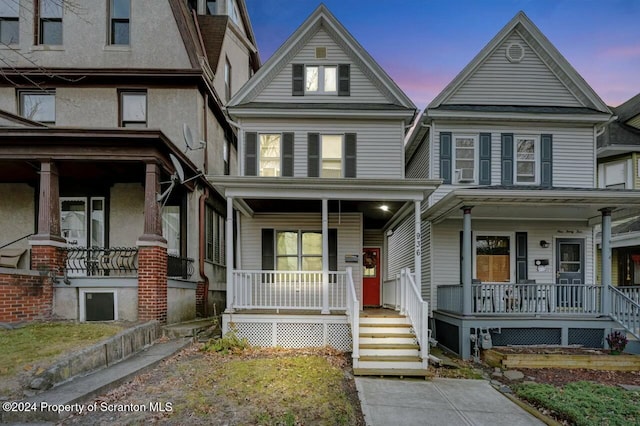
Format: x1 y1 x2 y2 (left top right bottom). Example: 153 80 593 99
0 322 123 378
515 381 640 426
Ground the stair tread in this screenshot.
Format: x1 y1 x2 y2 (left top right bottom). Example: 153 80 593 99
354 368 430 377
361 313 406 318
360 355 422 362
359 323 412 328
360 332 415 338
360 343 419 349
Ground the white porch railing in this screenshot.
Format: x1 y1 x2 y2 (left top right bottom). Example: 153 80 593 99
619 286 640 304
400 268 429 368
382 275 400 310
609 286 640 340
345 267 359 362
232 270 347 310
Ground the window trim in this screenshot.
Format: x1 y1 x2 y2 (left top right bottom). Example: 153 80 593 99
18 89 56 124
118 89 147 128
205 204 225 266
258 133 282 177
305 64 338 95
0 1 19 45
224 56 232 101
275 230 323 271
320 134 344 178
108 0 130 46
452 134 478 184
513 135 540 185
473 232 515 283
36 0 63 45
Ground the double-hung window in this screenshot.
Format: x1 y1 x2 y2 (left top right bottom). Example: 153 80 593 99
475 235 512 283
37 0 63 45
224 57 232 101
119 90 147 127
514 136 538 184
19 90 56 124
109 0 130 45
0 0 19 45
453 135 476 183
276 230 322 271
321 135 342 178
259 134 281 176
305 65 337 94
205 205 225 265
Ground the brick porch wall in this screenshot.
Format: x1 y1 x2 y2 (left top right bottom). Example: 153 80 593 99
196 281 208 316
0 272 52 322
137 245 168 323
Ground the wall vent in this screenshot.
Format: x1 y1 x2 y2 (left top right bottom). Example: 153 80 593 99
315 47 327 59
506 42 525 63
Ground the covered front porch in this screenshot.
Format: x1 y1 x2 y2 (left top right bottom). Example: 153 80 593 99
424 187 640 358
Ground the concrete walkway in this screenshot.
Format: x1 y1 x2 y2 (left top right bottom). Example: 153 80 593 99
356 377 545 426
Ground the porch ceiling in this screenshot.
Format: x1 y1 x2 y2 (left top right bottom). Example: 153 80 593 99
424 187 640 225
242 199 406 229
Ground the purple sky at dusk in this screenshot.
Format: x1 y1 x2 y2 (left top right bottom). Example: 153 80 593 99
245 0 640 110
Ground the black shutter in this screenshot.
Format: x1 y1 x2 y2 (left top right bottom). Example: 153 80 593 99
261 229 275 270
479 133 491 185
345 133 357 177
440 132 452 184
515 232 528 283
292 64 304 96
329 229 337 271
338 64 350 96
282 132 294 177
540 134 553 188
245 132 257 176
501 133 514 186
307 133 320 177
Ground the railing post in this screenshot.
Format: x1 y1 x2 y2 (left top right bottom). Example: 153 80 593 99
461 206 473 315
321 199 330 314
601 208 612 316
225 196 234 313
399 269 406 315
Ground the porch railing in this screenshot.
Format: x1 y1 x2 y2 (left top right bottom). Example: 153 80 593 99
345 267 359 362
618 286 640 304
65 247 138 276
437 283 603 315
167 254 195 279
232 270 347 310
382 275 400 310
400 268 429 367
609 286 640 340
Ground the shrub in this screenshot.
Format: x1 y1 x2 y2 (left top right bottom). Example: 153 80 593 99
202 328 249 354
606 331 628 353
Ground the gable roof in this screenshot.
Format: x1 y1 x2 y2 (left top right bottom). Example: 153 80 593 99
597 93 640 153
228 4 414 109
614 92 640 125
428 11 610 114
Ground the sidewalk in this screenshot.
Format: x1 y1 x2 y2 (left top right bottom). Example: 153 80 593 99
356 377 545 426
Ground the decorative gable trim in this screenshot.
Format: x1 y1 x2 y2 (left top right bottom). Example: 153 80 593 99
428 11 610 114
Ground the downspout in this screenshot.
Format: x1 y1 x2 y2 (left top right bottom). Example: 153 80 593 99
203 93 209 174
199 187 210 316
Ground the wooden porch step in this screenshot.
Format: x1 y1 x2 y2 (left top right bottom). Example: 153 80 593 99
361 312 406 318
360 332 415 339
360 323 412 328
360 343 419 350
359 355 422 363
353 368 430 377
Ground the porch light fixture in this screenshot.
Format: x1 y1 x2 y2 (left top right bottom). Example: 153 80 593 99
380 204 390 212
539 240 550 249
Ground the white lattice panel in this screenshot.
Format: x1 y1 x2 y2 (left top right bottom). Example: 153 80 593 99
233 322 273 347
277 323 324 347
326 323 352 351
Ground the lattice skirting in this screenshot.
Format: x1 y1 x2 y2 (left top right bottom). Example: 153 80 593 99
222 314 352 351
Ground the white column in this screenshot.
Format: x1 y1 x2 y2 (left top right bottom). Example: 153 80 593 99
600 208 612 316
225 196 234 313
462 206 473 315
414 200 422 288
321 199 330 314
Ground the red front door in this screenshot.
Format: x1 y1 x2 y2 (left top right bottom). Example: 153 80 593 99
363 248 381 306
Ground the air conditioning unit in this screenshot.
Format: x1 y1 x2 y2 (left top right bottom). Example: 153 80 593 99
455 168 475 183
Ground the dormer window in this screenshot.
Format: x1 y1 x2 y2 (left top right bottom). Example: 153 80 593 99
293 64 350 96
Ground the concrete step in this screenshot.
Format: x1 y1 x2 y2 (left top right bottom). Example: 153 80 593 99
353 367 430 377
162 317 219 339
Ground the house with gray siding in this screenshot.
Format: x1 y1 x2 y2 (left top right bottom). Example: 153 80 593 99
211 5 439 375
398 12 640 359
0 0 258 326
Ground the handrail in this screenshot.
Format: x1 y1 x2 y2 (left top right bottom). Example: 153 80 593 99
167 254 195 279
0 233 34 250
345 267 359 362
65 247 138 276
401 268 429 368
609 285 640 340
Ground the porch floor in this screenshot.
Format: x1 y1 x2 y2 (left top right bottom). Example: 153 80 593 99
232 309 346 315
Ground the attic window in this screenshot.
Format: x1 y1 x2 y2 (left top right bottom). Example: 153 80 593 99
506 42 525 63
315 47 327 59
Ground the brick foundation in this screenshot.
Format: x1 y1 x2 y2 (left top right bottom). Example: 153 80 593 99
0 272 52 322
137 245 168 323
30 245 66 275
196 281 208 317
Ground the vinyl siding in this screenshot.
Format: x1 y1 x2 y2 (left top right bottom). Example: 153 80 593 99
241 118 404 178
447 32 582 107
430 122 595 205
634 153 640 190
596 249 619 286
254 28 390 104
364 230 383 247
387 213 415 280
239 212 363 301
421 220 432 304
406 131 430 178
431 219 594 310
627 114 640 130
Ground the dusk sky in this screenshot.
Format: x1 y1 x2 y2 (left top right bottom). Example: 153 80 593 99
245 0 640 110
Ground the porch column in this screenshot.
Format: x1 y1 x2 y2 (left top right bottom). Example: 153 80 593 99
137 162 168 323
414 200 422 288
462 206 473 316
600 208 612 316
225 196 235 313
321 199 330 314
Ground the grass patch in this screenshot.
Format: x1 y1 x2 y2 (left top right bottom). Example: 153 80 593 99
0 322 123 377
515 381 640 426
